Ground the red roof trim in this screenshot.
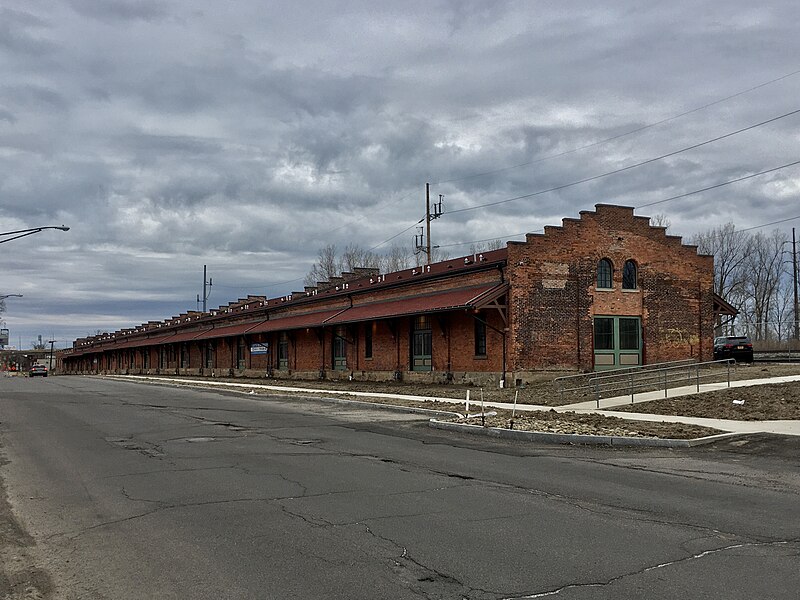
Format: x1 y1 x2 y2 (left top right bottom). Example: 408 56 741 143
246 307 350 335
323 283 507 326
192 320 269 341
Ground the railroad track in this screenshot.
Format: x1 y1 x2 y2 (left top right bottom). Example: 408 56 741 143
753 351 800 362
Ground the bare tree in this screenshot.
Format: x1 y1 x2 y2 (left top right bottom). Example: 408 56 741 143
341 244 382 273
305 243 416 285
695 224 795 344
304 244 341 286
382 245 412 272
770 283 796 345
469 239 504 254
692 223 750 304
650 214 672 231
414 246 451 267
741 230 787 342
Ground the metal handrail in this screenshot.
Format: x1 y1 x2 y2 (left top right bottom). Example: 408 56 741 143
555 358 698 401
586 358 736 408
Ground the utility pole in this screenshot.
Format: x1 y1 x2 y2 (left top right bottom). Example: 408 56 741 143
414 183 444 264
793 228 799 343
48 339 56 371
197 265 213 313
425 183 432 264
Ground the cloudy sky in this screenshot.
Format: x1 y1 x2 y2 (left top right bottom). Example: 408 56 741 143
2 1 800 349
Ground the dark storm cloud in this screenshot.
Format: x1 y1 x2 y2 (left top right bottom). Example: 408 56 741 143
68 0 171 24
2 84 69 112
0 8 56 56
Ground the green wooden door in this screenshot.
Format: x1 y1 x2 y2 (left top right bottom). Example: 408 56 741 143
411 316 432 371
593 316 641 371
332 327 347 370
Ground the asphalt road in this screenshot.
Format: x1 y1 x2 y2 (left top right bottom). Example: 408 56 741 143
0 375 798 599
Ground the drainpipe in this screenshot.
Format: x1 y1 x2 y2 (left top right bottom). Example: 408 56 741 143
473 312 506 386
698 281 703 362
395 319 401 377
320 327 326 379
499 264 507 386
576 269 581 369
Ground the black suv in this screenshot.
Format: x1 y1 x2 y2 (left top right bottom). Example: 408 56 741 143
713 335 753 363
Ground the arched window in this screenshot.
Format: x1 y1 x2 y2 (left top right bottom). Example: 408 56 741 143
622 260 638 290
597 259 613 289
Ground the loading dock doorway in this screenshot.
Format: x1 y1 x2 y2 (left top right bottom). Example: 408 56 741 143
411 316 432 371
593 316 641 370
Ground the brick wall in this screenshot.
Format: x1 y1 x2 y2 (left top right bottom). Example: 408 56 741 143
507 204 714 373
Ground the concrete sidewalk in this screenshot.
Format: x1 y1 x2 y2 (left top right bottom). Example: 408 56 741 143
105 374 800 437
551 374 800 435
559 374 800 411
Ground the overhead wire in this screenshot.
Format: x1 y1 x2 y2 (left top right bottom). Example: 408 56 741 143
434 158 800 249
432 67 800 186
444 108 800 216
739 215 800 233
367 215 426 251
304 69 800 267
635 159 800 209
263 71 800 293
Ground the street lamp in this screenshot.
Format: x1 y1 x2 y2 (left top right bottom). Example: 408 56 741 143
0 226 70 244
0 294 23 300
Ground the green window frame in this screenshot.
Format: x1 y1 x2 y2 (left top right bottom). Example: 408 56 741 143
594 317 614 350
474 315 487 357
332 327 347 370
411 315 432 371
236 337 247 370
364 322 373 359
278 333 289 369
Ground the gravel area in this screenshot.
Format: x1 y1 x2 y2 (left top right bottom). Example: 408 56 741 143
466 408 721 439
612 381 800 421
375 400 721 439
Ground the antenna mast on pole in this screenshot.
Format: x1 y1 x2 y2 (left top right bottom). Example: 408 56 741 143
414 183 444 264
200 265 213 312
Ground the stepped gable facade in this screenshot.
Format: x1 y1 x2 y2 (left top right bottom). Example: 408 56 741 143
59 204 720 383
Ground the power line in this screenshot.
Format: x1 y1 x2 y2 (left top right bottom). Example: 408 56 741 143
368 215 425 251
435 159 800 248
636 159 800 209
325 187 420 235
445 107 800 216
436 231 530 249
739 215 800 233
433 67 800 186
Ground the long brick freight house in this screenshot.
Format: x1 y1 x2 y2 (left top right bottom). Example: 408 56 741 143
60 205 735 383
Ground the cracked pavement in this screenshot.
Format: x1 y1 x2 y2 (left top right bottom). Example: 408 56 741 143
0 375 798 599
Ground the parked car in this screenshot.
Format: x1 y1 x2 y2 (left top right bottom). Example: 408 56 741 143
29 364 48 377
713 336 753 363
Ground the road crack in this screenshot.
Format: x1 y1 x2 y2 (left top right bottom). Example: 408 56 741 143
502 540 799 599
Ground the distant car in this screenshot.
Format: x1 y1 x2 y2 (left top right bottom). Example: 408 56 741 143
713 336 753 363
29 364 48 377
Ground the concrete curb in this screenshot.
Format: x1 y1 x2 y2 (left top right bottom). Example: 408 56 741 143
313 395 463 419
95 375 763 445
101 374 463 419
428 419 748 447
